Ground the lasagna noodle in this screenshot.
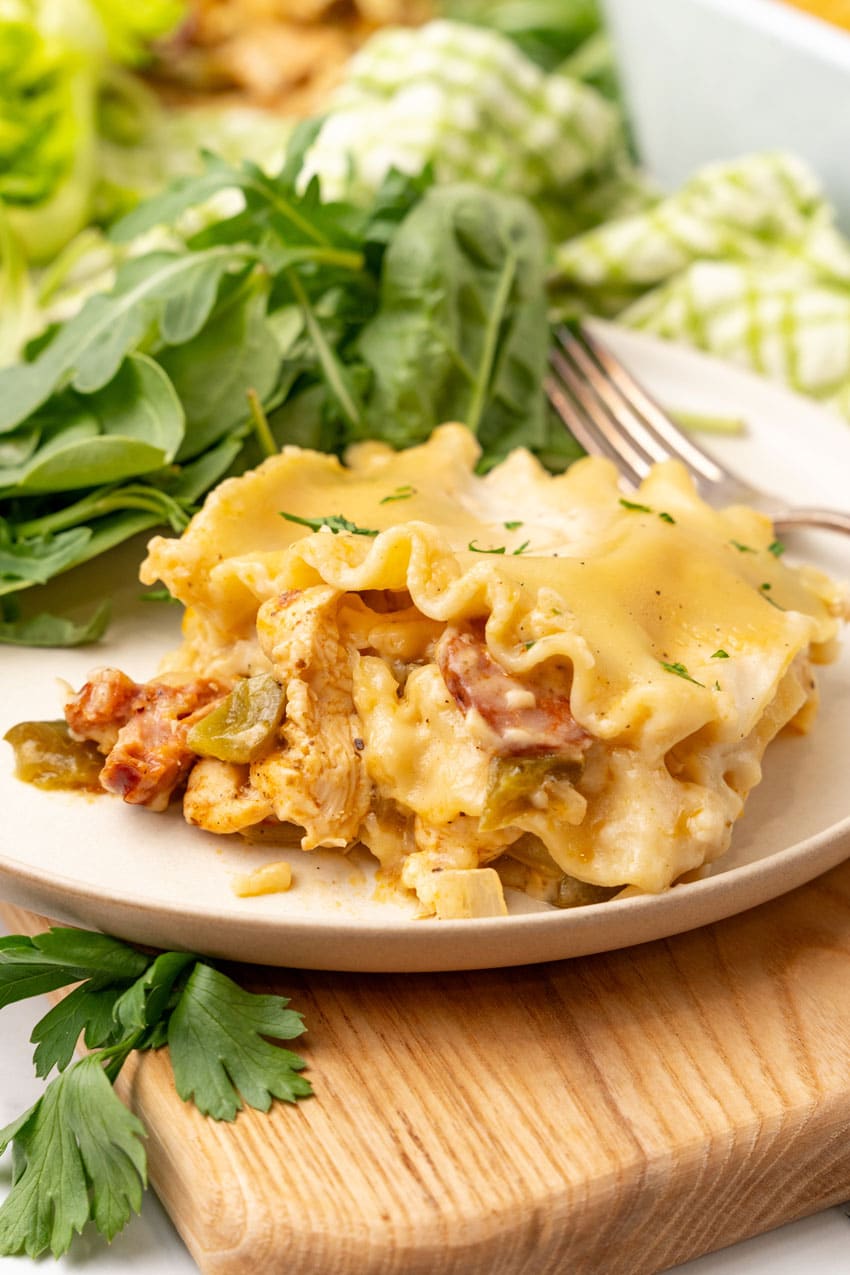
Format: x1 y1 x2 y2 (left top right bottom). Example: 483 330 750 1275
139 424 846 900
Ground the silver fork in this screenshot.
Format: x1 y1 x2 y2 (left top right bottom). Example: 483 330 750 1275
546 325 850 536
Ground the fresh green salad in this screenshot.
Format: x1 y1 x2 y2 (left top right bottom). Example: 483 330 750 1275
2 10 621 647
4 1 850 655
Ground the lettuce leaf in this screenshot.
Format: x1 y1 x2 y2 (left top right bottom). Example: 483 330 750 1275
0 0 185 262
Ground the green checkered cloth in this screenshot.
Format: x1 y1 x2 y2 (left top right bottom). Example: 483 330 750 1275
307 22 850 426
300 19 622 205
554 152 850 422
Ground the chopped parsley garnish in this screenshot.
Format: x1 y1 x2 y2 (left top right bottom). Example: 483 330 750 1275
139 589 180 605
730 540 756 553
711 649 730 659
714 680 722 691
468 540 506 554
379 485 416 504
523 640 536 650
513 540 530 555
768 539 786 557
759 582 786 610
618 499 676 524
504 520 523 530
281 512 379 536
659 661 705 687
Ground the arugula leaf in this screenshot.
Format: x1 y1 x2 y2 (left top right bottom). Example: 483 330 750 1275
0 246 255 431
109 152 245 242
168 964 311 1120
0 523 92 586
0 1055 147 1258
0 599 110 647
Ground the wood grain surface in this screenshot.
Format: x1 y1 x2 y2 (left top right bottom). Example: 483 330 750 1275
5 862 850 1275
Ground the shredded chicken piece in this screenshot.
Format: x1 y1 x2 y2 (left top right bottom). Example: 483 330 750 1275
184 757 274 833
437 628 591 759
65 670 227 811
151 0 431 113
251 586 371 849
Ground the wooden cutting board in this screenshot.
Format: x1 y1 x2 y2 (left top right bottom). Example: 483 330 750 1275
4 864 850 1275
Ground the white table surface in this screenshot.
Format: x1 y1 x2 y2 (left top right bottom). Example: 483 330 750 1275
2 934 850 1275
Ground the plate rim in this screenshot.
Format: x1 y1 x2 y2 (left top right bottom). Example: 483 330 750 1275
2 320 849 969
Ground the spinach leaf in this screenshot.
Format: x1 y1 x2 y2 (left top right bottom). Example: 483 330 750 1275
356 184 549 463
160 280 279 461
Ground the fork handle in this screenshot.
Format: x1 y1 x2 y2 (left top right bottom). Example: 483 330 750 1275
772 507 850 536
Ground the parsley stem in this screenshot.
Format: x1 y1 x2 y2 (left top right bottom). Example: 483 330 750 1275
100 1032 146 1085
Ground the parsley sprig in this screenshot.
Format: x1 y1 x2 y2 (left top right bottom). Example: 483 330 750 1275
280 511 379 536
0 927 311 1258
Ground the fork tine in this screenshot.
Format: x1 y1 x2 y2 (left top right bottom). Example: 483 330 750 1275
547 347 648 486
544 371 641 487
575 327 728 487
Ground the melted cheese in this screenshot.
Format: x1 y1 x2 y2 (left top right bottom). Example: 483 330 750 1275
141 425 847 905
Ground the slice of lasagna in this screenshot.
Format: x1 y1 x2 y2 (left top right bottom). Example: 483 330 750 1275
65 425 847 917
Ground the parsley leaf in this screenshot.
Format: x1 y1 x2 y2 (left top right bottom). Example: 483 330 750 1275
730 540 756 553
768 539 786 557
168 964 311 1120
658 511 676 524
468 540 506 554
659 660 705 687
379 485 416 504
0 1055 147 1258
0 926 312 1257
619 498 652 513
30 984 127 1079
759 582 786 610
0 928 148 1010
280 511 379 536
711 649 730 659
503 520 523 530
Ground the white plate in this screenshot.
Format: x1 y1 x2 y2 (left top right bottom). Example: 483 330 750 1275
2 323 849 971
